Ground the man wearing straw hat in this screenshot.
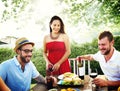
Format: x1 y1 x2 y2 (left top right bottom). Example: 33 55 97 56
0 37 46 91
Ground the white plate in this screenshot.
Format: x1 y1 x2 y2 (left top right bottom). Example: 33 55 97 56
48 88 58 91
58 74 64 79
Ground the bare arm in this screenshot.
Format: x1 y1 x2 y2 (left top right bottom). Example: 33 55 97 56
94 78 120 86
107 80 120 86
0 77 11 91
34 74 45 83
80 54 94 61
43 35 53 69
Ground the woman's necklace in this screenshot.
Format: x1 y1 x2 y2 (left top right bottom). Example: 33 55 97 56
50 33 60 40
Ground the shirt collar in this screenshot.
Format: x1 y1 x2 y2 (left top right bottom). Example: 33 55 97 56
109 47 117 62
13 56 21 67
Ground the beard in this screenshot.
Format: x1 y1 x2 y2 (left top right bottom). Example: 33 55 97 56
104 49 111 55
100 46 111 55
20 55 31 63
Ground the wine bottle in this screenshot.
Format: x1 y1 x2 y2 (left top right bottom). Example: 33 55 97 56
78 57 85 80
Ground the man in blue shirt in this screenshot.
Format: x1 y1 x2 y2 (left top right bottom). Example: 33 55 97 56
0 37 45 91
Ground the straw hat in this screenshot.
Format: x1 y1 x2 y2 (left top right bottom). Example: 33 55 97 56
14 37 34 52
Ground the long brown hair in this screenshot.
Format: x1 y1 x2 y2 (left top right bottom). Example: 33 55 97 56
49 15 65 33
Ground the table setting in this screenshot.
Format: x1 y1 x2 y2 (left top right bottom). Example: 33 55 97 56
30 72 109 91
30 58 108 91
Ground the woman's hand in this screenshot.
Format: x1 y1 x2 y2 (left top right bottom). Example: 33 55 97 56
52 76 58 87
53 62 60 71
46 62 53 70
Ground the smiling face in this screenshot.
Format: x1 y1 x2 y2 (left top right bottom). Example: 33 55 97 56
49 16 65 33
98 37 113 55
50 20 61 34
17 44 33 63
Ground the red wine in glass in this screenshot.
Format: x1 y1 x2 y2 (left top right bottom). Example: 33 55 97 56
90 73 97 78
48 64 53 72
90 68 98 79
46 64 53 76
89 68 98 90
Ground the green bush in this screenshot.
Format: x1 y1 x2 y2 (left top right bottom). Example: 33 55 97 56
0 36 120 76
114 36 120 51
32 48 46 77
0 48 15 63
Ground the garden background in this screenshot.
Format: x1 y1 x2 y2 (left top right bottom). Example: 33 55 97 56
0 36 120 84
0 0 120 84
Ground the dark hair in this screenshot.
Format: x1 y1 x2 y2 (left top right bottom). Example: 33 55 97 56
49 15 65 33
98 31 114 42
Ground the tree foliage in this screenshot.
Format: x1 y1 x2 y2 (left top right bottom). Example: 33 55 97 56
100 0 120 24
1 0 120 26
1 0 30 22
63 0 120 27
0 36 120 75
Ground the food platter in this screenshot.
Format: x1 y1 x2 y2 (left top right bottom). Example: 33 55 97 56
57 80 84 87
57 72 84 87
60 88 80 91
57 72 78 80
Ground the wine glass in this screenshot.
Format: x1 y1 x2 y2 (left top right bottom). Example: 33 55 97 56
46 64 53 76
89 68 98 79
48 64 53 72
89 68 98 91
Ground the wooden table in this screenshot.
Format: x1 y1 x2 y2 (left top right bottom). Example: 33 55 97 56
30 75 108 91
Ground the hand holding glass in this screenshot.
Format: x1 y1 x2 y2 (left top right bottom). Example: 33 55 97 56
89 68 98 91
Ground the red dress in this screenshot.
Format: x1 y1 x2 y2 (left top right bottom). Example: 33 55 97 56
46 41 71 75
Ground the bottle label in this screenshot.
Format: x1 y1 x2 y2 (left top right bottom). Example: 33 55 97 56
78 67 84 76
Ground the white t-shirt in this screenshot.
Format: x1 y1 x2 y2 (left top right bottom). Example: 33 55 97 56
92 49 120 81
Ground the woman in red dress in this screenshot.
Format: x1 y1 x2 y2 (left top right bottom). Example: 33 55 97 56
43 15 71 76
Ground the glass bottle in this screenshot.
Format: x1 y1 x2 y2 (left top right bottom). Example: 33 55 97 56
78 57 85 80
46 64 54 90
